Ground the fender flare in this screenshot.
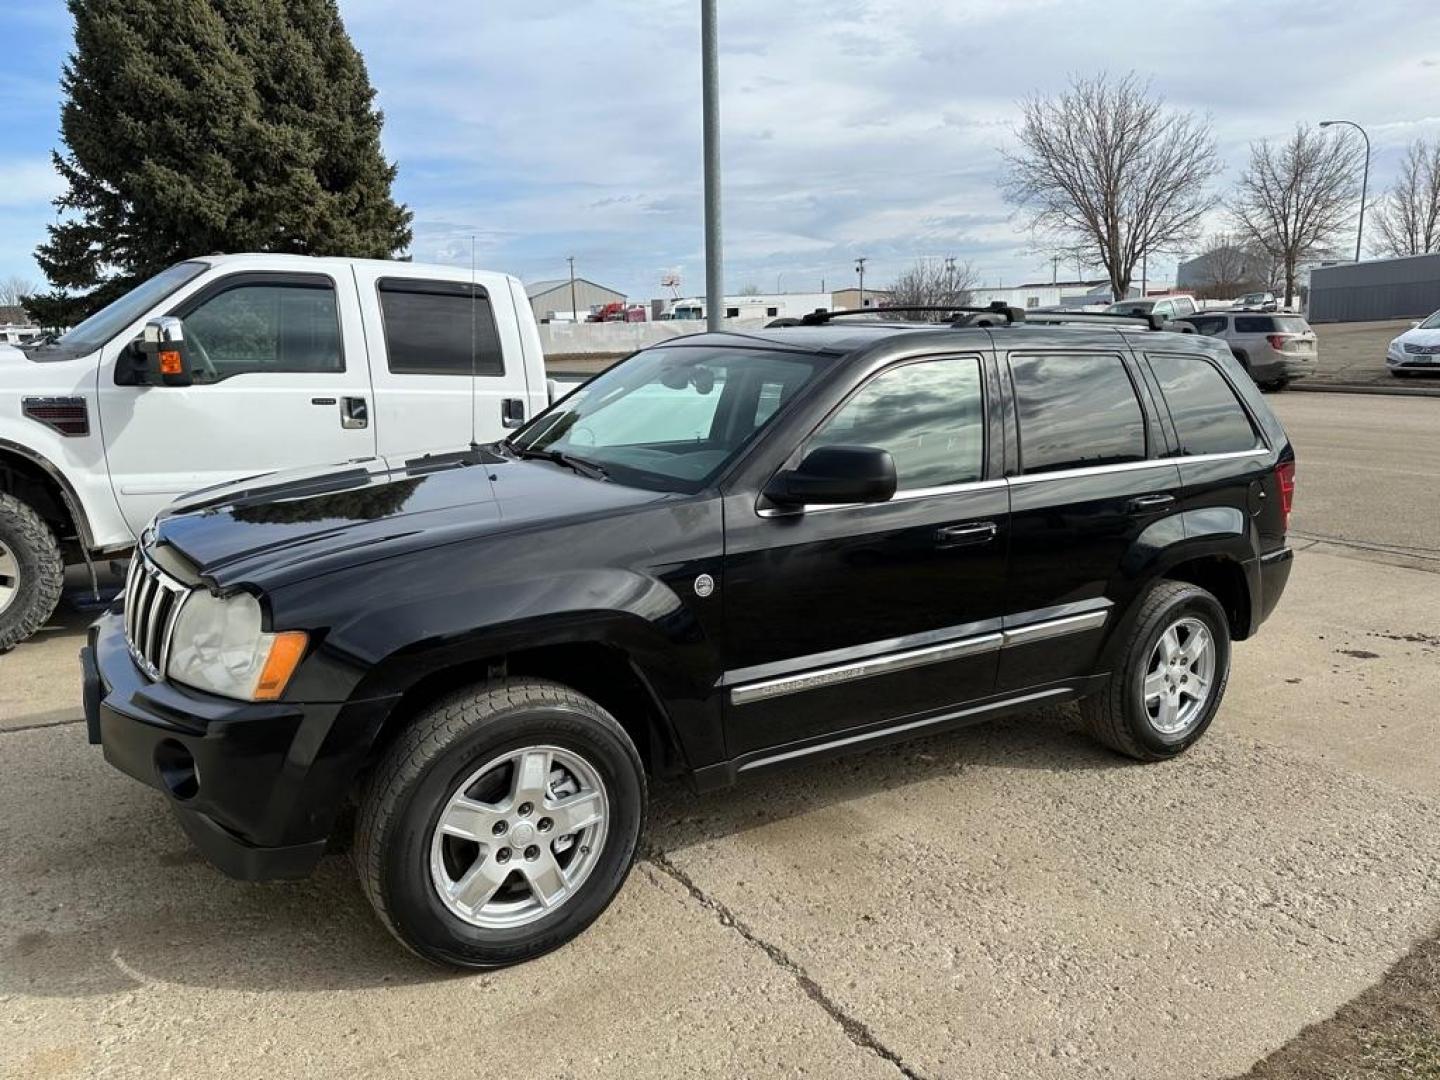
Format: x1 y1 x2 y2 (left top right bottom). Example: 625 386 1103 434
0 437 98 550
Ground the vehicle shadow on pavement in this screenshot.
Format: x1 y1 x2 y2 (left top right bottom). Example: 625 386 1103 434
3 706 1128 998
647 704 1131 853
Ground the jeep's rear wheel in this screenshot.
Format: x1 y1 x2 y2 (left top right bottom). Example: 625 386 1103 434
355 679 645 968
1081 580 1231 760
0 493 65 651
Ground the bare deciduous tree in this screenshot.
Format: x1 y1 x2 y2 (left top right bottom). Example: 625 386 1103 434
1371 139 1440 257
1187 232 1265 299
1229 124 1362 306
0 275 40 308
1002 73 1221 302
884 258 977 319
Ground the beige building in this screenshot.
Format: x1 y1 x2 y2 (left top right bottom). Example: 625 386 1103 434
830 287 891 310
526 278 626 322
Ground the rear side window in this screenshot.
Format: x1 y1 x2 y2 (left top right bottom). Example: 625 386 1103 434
1148 353 1260 455
810 356 985 490
378 279 504 376
1010 353 1146 474
1235 316 1277 334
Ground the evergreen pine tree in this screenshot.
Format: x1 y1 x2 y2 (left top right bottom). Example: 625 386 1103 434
28 0 411 327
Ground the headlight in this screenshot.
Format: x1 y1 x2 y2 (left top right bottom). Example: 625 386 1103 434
167 590 308 701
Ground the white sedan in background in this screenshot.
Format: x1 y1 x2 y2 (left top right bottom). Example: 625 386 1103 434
1387 310 1440 377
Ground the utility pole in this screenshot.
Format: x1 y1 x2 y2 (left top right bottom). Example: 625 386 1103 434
567 255 577 320
1051 254 1059 285
944 256 956 302
855 257 867 308
1142 251 1148 298
701 0 723 330
1320 119 1371 261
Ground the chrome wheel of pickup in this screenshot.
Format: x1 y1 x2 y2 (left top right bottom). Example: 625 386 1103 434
1142 616 1215 736
429 745 609 930
0 539 18 616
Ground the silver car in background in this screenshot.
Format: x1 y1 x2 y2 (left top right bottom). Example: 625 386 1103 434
1178 311 1317 391
1385 309 1440 378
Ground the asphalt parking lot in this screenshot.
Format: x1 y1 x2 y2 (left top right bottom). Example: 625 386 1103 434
3 392 1439 1080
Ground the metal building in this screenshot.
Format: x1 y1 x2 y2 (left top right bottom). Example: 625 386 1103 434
525 278 626 322
1307 253 1440 323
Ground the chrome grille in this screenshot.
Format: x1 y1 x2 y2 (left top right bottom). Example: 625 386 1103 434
1403 342 1440 355
123 552 191 680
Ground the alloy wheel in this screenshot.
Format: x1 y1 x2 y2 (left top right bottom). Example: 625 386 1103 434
0 539 19 617
429 745 609 929
1142 616 1216 737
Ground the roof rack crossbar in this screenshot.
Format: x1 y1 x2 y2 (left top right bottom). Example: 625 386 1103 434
797 301 1025 326
1021 310 1174 332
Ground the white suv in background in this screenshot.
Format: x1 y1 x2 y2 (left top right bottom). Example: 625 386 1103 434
1103 295 1199 322
1178 311 1318 391
1385 310 1440 378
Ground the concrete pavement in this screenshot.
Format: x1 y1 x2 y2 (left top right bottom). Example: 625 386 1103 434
2 391 1439 1079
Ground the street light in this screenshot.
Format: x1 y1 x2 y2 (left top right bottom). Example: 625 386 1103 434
701 0 723 331
855 257 867 308
1320 119 1370 262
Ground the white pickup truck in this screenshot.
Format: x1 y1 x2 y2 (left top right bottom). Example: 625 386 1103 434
0 253 554 648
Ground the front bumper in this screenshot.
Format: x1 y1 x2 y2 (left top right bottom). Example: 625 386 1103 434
82 611 396 881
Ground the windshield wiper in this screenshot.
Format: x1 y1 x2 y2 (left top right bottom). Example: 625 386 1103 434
513 446 610 481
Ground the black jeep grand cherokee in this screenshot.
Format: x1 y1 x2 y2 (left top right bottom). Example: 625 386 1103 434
82 310 1296 968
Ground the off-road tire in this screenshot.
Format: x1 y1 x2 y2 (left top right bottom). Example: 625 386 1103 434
355 678 646 969
1081 580 1231 761
0 493 64 651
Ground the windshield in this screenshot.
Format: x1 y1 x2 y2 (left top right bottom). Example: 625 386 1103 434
510 345 822 492
1419 310 1440 330
1106 301 1154 315
52 261 208 350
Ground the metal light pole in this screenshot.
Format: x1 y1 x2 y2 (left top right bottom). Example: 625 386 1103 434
1320 119 1370 262
567 255 578 320
855 257 867 308
701 0 723 331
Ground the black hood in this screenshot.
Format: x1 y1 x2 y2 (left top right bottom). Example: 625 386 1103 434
153 450 672 591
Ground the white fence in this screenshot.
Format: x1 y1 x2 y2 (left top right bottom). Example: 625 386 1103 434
538 318 771 358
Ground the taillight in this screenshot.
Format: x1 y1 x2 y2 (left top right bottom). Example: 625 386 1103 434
1266 334 1290 350
1275 460 1296 532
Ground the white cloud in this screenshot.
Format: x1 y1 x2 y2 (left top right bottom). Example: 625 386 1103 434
0 159 61 207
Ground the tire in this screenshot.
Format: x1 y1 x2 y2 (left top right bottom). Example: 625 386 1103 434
0 493 65 652
1080 581 1231 761
1262 378 1290 392
355 678 646 969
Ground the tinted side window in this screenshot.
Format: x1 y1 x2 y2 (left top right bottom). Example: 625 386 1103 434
1234 316 1274 334
1010 353 1146 474
183 282 342 381
378 279 504 376
1148 353 1260 455
810 357 984 490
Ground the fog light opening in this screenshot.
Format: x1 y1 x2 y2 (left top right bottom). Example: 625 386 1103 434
155 740 200 801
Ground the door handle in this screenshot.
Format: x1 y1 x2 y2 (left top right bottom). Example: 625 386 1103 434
501 398 526 429
935 521 998 547
341 396 368 429
1127 493 1175 513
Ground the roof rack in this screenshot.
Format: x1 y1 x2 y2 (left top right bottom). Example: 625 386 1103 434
1021 310 1193 333
793 301 1025 327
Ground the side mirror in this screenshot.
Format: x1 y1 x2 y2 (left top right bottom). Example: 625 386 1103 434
139 316 193 387
764 445 898 508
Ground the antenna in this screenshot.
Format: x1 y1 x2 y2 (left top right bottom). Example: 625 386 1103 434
469 234 479 450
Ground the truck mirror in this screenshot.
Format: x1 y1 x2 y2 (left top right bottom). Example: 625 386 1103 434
140 316 194 387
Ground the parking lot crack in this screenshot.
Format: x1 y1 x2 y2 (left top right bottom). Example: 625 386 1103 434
645 850 931 1080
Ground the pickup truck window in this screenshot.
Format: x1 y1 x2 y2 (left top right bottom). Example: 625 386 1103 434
48 261 207 355
513 346 819 492
1148 353 1260 455
1011 353 1146 474
809 357 984 490
184 281 343 381
377 279 504 376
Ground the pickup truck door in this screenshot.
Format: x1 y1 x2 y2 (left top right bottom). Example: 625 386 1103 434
97 269 378 535
719 351 1010 761
349 265 536 459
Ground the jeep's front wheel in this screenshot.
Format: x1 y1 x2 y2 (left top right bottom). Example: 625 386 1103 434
0 493 65 652
355 679 646 968
1081 581 1231 760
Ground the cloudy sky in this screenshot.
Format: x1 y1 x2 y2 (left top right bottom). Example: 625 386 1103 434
3 0 1439 301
